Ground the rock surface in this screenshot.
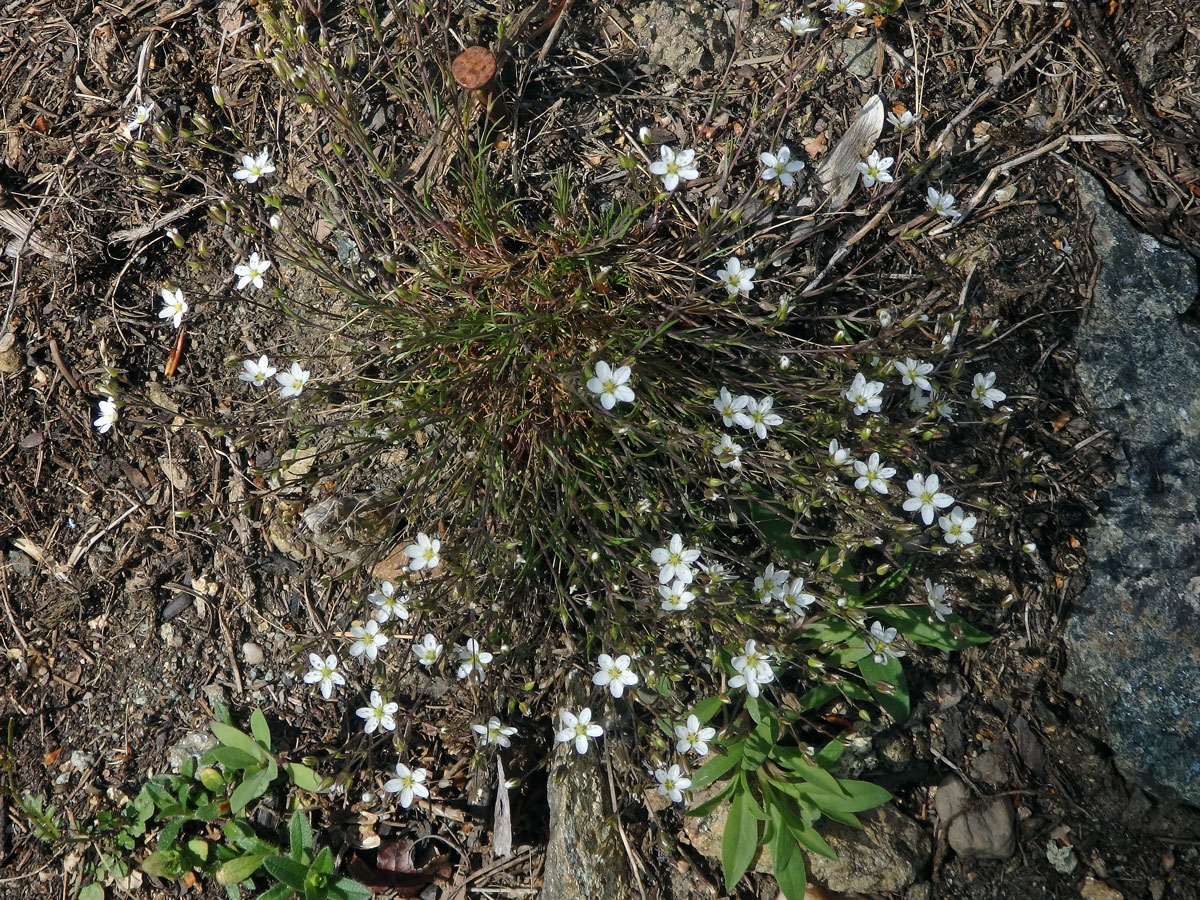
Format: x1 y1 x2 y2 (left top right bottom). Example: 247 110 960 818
629 0 732 77
933 776 1016 860
1065 171 1200 806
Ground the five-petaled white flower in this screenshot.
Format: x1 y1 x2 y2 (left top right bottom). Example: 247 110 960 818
828 438 851 466
349 619 389 661
303 653 346 700
887 109 916 131
128 103 154 134
94 399 119 435
675 714 717 757
455 638 493 681
779 14 819 37
844 372 884 415
405 532 441 571
651 534 701 585
894 358 934 392
713 433 744 470
827 0 866 16
714 387 751 427
356 690 398 733
716 257 756 297
659 579 696 612
971 372 1006 408
925 579 952 622
648 145 699 192
587 360 635 410
939 506 978 545
383 763 429 808
275 362 310 399
903 473 955 525
158 287 187 329
857 151 894 189
867 621 905 665
239 355 277 386
853 452 896 494
753 563 789 605
412 633 443 667
593 653 639 698
782 577 817 615
927 188 958 218
760 146 806 186
232 149 276 184
369 581 410 623
556 708 604 755
736 396 783 440
729 639 774 698
655 764 692 803
473 716 518 748
234 252 272 291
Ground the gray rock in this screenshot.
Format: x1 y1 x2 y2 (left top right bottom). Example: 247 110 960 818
932 776 1015 860
1065 170 1200 806
166 731 217 773
807 803 931 893
630 1 731 77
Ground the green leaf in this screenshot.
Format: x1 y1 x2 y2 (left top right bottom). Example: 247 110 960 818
722 787 761 893
285 763 325 793
216 852 270 885
211 723 262 759
289 810 314 861
140 849 183 880
873 606 990 650
772 750 844 796
769 808 808 900
250 709 272 751
690 696 726 724
814 739 845 768
689 741 744 791
230 766 274 814
264 855 309 891
144 781 177 812
257 883 295 900
79 882 105 900
206 746 260 771
744 696 766 725
795 684 838 712
186 838 210 862
159 817 184 849
326 875 372 900
856 654 910 721
742 717 779 771
686 778 737 817
312 847 333 876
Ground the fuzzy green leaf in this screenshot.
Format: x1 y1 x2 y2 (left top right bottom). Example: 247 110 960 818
207 746 260 771
216 851 269 885
722 786 761 893
285 763 326 793
250 709 272 751
210 723 262 759
327 875 373 900
289 810 314 861
856 653 909 721
264 855 309 891
230 766 273 814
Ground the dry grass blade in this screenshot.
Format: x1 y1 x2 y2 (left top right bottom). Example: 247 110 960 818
0 209 70 263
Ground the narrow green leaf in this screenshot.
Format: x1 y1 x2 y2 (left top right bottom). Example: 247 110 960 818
722 787 761 893
211 723 262 758
216 852 269 885
686 778 737 817
769 810 808 900
285 763 325 793
327 875 373 900
250 709 272 751
264 855 309 891
856 654 910 721
230 766 273 814
873 605 990 650
206 746 260 771
689 741 744 791
312 847 333 876
257 883 295 900
690 696 725 724
289 810 314 861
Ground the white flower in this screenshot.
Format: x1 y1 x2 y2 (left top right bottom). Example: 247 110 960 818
827 0 866 16
713 434 744 470
887 109 916 131
857 151 894 189
729 639 774 698
593 653 639 698
454 638 493 681
348 619 389 661
412 634 444 667
753 563 789 605
587 360 635 410
368 581 409 623
938 506 978 545
356 691 398 734
383 763 429 808
714 387 751 427
94 399 119 435
971 372 1006 408
128 103 154 134
782 576 817 615
699 562 733 585
925 579 952 622
736 396 782 440
239 355 277 386
903 473 955 525
844 372 884 415
759 146 805 186
637 126 652 144
716 256 756 297
303 653 346 700
779 14 819 37
853 452 896 494
650 534 701 585
927 188 958 218
232 149 276 184
894 358 934 392
648 145 699 192
674 714 717 757
827 438 851 466
275 362 310 399
655 764 692 803
555 708 604 755
158 287 187 329
405 532 441 571
867 621 905 665
234 252 272 291
931 393 955 421
659 579 696 612
472 716 518 748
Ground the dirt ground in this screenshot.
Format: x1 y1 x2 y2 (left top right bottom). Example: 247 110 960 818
3 0 1200 898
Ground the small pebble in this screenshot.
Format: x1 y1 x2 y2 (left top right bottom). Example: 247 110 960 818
241 642 264 665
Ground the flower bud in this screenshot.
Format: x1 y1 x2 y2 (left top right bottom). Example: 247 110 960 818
198 767 225 791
